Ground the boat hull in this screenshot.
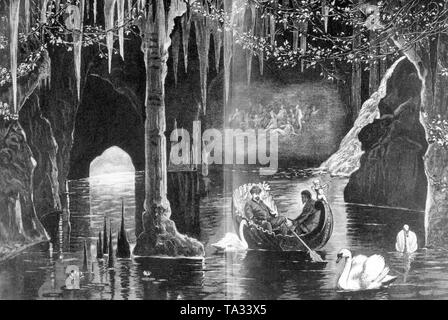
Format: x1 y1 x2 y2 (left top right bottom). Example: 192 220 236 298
232 184 333 252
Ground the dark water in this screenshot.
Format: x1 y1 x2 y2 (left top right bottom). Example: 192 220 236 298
1 170 448 300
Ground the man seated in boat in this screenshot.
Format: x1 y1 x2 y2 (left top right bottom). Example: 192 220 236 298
244 186 290 235
294 190 321 235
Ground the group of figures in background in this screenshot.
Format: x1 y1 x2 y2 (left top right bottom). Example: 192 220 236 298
227 101 320 136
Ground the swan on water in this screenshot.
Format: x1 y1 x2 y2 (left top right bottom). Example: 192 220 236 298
336 249 397 291
395 224 418 254
211 220 248 252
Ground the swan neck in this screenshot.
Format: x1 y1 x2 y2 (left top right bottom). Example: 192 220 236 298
339 257 352 288
239 221 249 249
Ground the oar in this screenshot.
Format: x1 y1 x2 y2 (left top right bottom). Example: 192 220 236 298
290 228 325 263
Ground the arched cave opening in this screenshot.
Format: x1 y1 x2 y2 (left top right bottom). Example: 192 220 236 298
68 76 145 180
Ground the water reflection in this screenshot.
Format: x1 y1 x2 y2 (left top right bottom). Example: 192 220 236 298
2 170 448 300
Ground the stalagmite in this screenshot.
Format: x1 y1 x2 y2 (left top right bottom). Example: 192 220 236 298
107 224 114 268
133 0 204 257
171 28 180 86
181 14 192 72
104 0 117 73
116 200 131 258
82 240 88 272
10 0 20 113
103 217 108 254
97 231 103 259
322 0 329 33
194 7 211 113
118 0 125 59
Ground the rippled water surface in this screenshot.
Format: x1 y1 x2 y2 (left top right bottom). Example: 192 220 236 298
1 170 448 300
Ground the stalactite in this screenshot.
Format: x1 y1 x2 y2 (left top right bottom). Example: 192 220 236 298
94 0 97 23
292 21 299 51
322 0 329 33
245 3 256 85
181 14 192 72
194 5 211 113
211 10 222 73
269 13 275 45
118 0 125 59
104 0 117 73
40 0 49 24
78 0 85 100
255 10 265 75
282 0 290 29
65 4 83 100
86 0 90 20
25 0 30 33
223 0 234 106
299 21 308 72
10 0 20 113
171 27 180 86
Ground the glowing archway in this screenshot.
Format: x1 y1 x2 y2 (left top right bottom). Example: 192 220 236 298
89 146 135 178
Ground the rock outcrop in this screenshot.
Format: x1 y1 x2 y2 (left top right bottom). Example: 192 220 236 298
133 203 205 257
0 119 48 259
320 57 406 176
19 94 61 219
344 59 428 211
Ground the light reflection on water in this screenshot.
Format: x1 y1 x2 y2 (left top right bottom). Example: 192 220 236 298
1 170 448 300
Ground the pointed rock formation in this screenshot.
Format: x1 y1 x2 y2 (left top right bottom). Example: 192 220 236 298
116 200 131 258
82 240 88 272
97 231 103 259
103 217 108 254
107 224 114 268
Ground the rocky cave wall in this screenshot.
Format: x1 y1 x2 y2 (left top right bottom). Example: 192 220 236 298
344 59 428 211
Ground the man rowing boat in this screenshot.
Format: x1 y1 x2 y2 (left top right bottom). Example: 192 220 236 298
294 190 321 235
244 185 291 235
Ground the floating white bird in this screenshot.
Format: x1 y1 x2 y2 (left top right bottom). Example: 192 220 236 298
211 233 248 252
395 225 418 254
211 221 248 252
143 271 151 277
336 249 397 291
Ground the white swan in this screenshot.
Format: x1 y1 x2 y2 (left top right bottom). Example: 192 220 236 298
336 249 397 291
395 225 418 254
211 220 248 252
